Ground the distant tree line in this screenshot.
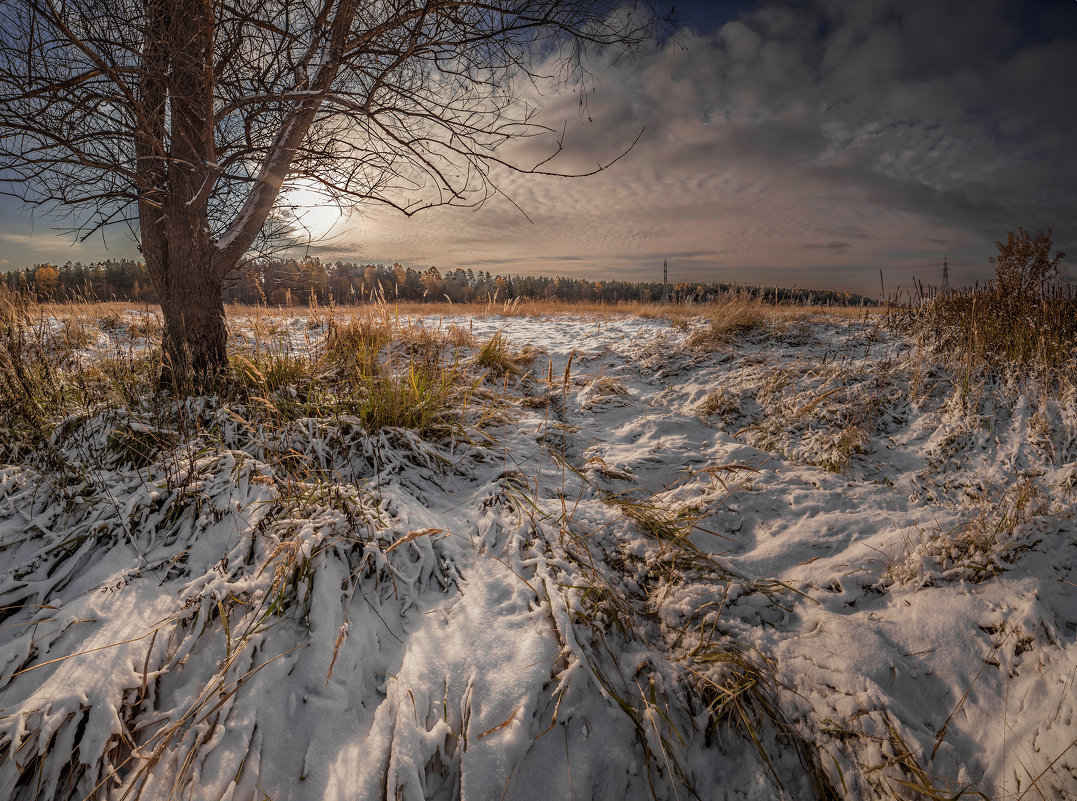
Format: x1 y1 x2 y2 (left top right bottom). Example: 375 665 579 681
3 258 878 307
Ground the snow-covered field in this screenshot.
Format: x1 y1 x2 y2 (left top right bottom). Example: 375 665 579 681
1 309 1075 800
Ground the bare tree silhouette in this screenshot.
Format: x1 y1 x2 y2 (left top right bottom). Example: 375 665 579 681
0 0 664 385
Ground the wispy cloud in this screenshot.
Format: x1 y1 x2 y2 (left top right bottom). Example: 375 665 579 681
0 230 84 254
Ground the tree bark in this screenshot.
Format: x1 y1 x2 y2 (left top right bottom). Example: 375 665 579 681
152 237 228 388
137 0 230 388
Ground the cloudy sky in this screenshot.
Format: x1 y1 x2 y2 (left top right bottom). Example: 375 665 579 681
2 0 1075 295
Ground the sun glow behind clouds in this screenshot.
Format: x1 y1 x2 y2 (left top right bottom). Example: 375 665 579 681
279 179 347 242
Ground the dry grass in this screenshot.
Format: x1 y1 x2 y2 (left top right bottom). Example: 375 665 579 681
824 710 990 800
475 331 521 376
887 478 1050 587
36 296 880 328
231 305 491 439
743 360 891 475
11 286 1068 801
686 295 773 349
0 287 80 458
0 291 502 463
37 298 153 319
894 286 1077 384
696 388 741 419
579 374 631 410
555 482 841 800
51 316 98 352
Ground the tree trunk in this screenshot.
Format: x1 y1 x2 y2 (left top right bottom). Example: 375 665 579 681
134 0 355 391
156 247 228 389
138 0 229 390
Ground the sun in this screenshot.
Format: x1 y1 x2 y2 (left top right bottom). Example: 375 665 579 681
279 179 346 240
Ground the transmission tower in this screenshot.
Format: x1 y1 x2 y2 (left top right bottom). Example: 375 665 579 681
661 259 669 303
941 254 950 294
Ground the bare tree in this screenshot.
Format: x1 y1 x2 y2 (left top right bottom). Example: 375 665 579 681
0 0 664 384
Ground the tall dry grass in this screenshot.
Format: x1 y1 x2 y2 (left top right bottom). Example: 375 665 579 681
0 290 502 463
903 284 1077 375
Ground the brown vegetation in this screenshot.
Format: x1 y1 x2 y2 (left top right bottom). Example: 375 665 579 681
897 228 1075 378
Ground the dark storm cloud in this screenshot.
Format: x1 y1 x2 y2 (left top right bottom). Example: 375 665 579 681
700 0 1077 251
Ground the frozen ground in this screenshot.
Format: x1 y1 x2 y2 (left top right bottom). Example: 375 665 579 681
0 310 1074 800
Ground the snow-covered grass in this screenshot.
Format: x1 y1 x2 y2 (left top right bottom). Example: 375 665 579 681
0 291 1075 800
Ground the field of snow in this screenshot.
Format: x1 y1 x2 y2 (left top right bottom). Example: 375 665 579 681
0 309 1074 800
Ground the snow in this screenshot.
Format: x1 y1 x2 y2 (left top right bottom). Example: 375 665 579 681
0 310 1074 799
